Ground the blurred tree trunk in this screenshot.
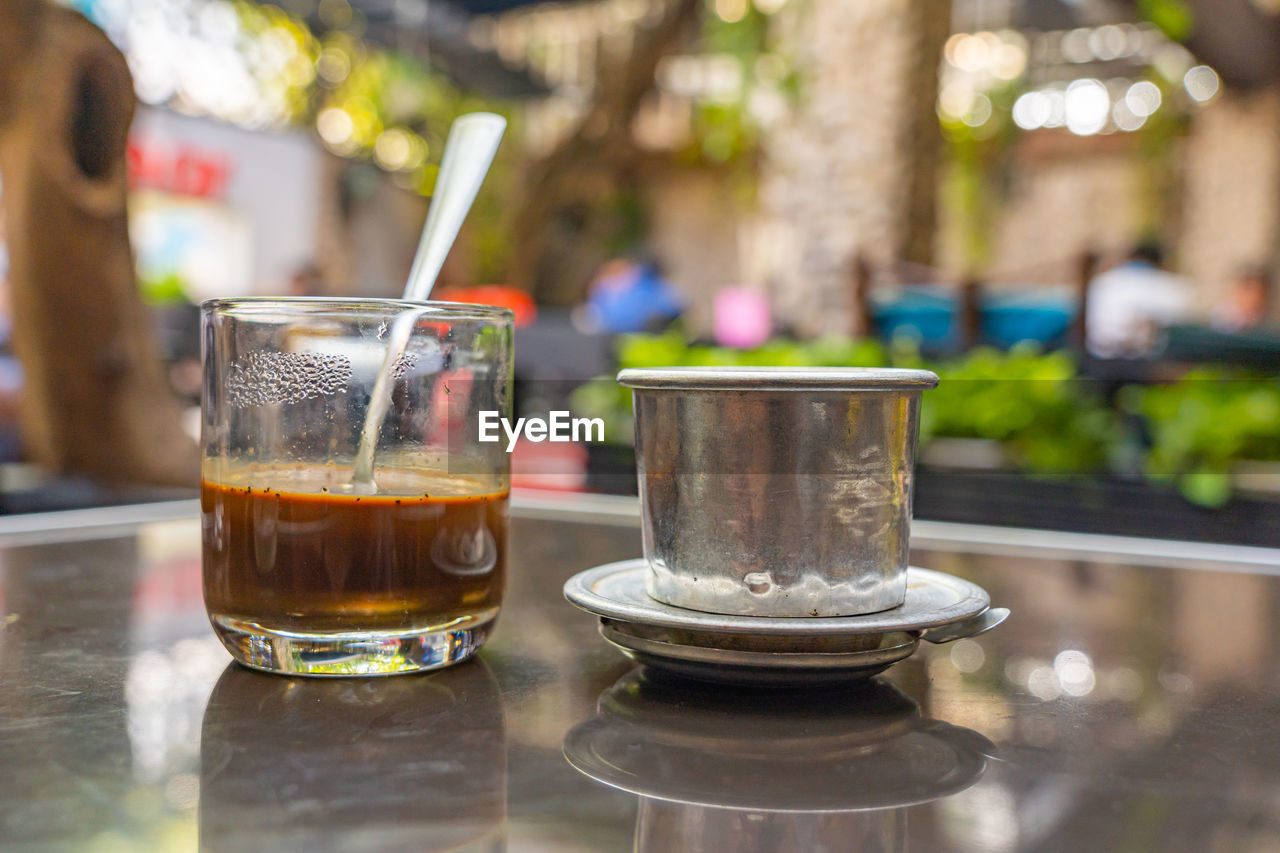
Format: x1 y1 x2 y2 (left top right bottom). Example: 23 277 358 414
1170 0 1280 312
0 0 198 485
759 0 949 336
901 1 952 267
1178 87 1280 311
508 0 700 306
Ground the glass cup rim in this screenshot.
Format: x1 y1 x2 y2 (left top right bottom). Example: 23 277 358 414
201 296 515 323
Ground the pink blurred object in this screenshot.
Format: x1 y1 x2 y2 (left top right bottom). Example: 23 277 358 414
511 437 587 492
713 287 772 348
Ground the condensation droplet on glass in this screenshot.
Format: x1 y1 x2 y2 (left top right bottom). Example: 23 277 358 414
226 351 352 408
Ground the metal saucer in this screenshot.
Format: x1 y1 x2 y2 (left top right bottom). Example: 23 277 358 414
564 560 1009 686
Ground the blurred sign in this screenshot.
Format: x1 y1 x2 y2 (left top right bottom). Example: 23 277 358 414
130 106 322 294
127 138 232 200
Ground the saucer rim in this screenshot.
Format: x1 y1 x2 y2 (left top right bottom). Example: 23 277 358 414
564 560 991 636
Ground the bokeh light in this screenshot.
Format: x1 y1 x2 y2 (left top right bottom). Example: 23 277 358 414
317 46 352 84
952 33 992 73
373 128 413 170
991 42 1027 80
1153 42 1195 82
713 0 748 24
1027 665 1063 700
1124 80 1162 117
316 107 355 147
1054 649 1097 697
950 639 986 673
1064 78 1109 136
963 93 994 127
1012 91 1051 130
1060 27 1093 63
1184 65 1221 102
1112 98 1146 131
1088 24 1128 61
939 81 975 121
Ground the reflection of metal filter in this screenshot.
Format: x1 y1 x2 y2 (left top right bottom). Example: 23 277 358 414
564 670 995 852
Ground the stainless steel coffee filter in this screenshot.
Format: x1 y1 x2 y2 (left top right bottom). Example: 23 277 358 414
619 367 939 617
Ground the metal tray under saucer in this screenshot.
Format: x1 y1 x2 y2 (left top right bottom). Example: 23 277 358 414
564 560 1009 687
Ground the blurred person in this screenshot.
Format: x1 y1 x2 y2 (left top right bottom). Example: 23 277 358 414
1086 242 1193 358
0 212 18 460
579 254 683 334
1213 265 1272 332
0 279 23 461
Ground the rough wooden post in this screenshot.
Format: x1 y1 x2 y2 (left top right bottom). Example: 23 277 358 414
0 0 198 485
759 0 950 335
958 277 983 351
1074 249 1098 352
849 253 874 339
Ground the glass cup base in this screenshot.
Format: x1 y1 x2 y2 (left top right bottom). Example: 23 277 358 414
209 612 497 677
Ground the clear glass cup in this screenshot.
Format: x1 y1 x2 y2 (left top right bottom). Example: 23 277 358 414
201 298 513 676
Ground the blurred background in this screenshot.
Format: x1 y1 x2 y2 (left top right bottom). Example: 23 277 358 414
1 0 1279 542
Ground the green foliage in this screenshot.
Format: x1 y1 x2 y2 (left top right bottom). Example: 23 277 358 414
690 101 759 166
569 378 635 445
570 333 890 445
615 332 889 369
1121 371 1280 506
138 271 191 306
608 189 650 259
1133 72 1191 240
701 6 769 56
573 334 1280 508
231 0 321 124
1137 0 1194 42
227 4 517 282
924 344 1117 475
940 80 1024 271
676 5 780 181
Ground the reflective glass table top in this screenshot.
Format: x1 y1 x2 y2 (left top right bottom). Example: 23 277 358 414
1 495 1278 852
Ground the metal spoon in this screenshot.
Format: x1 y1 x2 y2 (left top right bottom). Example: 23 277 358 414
351 112 507 488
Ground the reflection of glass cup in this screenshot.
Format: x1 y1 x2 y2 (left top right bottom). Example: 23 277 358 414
200 661 507 851
201 299 513 676
564 669 991 852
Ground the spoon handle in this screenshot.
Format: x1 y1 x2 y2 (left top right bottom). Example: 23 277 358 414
402 112 506 302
